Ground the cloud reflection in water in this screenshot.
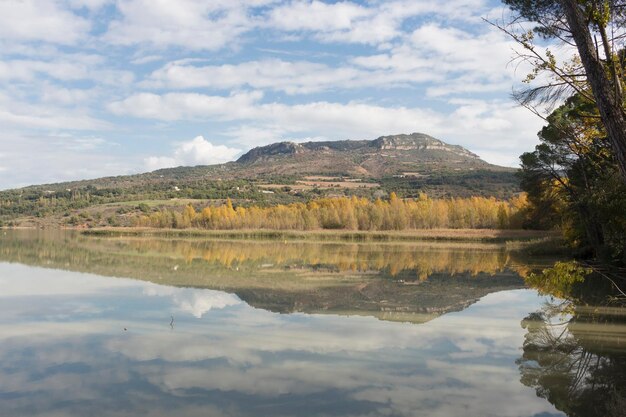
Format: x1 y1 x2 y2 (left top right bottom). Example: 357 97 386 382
0 262 564 417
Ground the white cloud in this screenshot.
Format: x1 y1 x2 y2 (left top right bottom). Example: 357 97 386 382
0 59 84 82
130 54 164 65
352 23 530 98
39 84 95 105
0 91 109 131
265 0 491 45
0 107 108 131
143 286 242 318
144 136 242 171
104 0 268 50
138 16 537 98
57 135 108 151
0 0 90 44
67 0 113 10
109 91 263 121
262 101 442 139
101 0 497 52
0 56 135 86
267 1 371 32
224 125 296 147
142 58 440 94
0 0 554 186
111 92 442 137
111 91 544 166
437 99 543 165
0 130 133 189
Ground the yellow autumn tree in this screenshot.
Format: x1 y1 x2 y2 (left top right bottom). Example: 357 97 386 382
133 194 530 231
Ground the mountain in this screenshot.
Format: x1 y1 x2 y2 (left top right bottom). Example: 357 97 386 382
0 133 520 226
234 133 498 177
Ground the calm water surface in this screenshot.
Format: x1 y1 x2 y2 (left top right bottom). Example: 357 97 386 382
0 230 624 417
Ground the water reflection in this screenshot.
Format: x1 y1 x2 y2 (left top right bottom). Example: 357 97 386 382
518 269 626 417
0 230 544 323
143 285 241 318
518 300 626 417
1 230 624 417
0 263 565 417
0 229 537 278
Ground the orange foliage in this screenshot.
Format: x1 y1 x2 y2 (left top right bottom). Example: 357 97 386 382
133 194 529 231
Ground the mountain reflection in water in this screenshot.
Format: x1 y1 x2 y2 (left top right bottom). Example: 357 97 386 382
0 263 563 417
0 230 624 417
0 230 543 323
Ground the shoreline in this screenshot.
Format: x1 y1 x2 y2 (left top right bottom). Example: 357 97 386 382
76 227 557 243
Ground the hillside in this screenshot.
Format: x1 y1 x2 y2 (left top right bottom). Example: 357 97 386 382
0 133 520 227
234 133 495 177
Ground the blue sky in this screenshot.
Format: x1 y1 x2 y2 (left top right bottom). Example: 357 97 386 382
0 0 554 189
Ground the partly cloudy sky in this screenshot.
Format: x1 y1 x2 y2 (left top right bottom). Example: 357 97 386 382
0 0 557 189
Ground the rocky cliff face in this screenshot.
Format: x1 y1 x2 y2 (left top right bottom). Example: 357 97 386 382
372 133 480 159
237 133 481 164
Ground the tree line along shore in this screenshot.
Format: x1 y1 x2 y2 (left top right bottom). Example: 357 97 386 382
130 193 530 232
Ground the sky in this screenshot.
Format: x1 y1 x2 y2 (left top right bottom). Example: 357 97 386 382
0 0 558 190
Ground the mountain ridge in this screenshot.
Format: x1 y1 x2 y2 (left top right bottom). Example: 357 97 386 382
0 132 520 226
236 132 483 167
5 132 511 192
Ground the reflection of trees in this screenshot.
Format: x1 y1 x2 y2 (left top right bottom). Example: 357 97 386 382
0 229 533 323
0 230 535 280
122 237 518 278
517 299 626 417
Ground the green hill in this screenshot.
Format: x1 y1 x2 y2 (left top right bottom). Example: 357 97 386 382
0 133 519 227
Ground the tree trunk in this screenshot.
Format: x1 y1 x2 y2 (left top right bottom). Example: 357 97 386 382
578 204 605 255
561 0 626 182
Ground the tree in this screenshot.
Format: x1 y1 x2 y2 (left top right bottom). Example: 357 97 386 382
499 0 626 180
133 195 527 232
519 92 626 260
561 1 626 179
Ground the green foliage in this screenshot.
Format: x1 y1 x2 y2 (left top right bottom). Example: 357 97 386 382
137 203 151 213
0 178 268 219
380 170 519 200
525 261 591 299
502 0 565 38
519 93 626 262
504 0 626 37
501 0 626 187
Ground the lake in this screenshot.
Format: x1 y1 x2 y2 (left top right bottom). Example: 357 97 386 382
0 230 624 417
